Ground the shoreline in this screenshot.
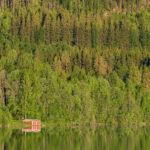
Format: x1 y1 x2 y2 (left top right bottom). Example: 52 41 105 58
0 121 148 128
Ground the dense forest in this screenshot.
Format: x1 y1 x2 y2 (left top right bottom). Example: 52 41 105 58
0 0 150 124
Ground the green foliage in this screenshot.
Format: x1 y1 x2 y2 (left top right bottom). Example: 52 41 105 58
0 1 149 50
91 22 99 48
0 42 149 124
0 0 149 125
0 10 12 44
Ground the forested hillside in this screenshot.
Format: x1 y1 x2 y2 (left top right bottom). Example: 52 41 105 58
0 0 150 124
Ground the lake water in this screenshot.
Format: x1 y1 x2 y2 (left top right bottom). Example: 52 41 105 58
0 126 150 150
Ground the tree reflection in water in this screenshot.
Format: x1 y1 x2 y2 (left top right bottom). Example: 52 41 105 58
0 126 150 150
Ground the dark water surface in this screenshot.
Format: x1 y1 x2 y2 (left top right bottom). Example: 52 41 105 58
0 126 150 150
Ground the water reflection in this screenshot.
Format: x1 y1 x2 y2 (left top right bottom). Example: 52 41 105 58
0 126 150 150
22 126 41 132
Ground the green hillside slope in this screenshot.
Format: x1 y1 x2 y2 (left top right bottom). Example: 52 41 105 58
0 0 150 125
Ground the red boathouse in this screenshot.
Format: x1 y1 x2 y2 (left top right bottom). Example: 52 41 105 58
23 119 41 126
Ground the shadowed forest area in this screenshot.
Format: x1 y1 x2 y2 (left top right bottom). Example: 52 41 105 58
0 0 150 124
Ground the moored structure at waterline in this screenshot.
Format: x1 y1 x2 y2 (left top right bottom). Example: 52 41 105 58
23 119 41 126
